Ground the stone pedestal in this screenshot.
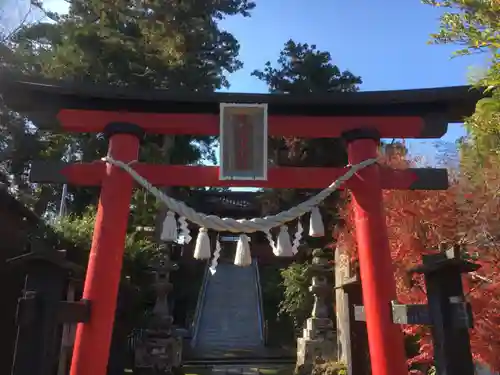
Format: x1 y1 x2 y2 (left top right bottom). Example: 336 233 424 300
136 334 182 371
297 318 337 366
296 248 337 371
297 336 337 367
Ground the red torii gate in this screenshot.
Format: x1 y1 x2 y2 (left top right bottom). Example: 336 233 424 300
1 76 481 375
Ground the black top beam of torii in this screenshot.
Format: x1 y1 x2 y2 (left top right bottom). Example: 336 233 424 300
0 72 485 139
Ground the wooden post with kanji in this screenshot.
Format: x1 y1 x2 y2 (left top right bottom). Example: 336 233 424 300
0 74 483 375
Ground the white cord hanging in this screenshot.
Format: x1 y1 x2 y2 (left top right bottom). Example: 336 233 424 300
102 157 377 234
234 234 252 267
309 206 325 237
193 227 211 260
160 210 178 242
274 225 294 257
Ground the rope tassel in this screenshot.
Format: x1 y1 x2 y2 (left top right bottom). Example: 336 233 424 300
234 234 252 267
309 206 325 237
193 227 211 260
160 210 178 242
275 225 294 257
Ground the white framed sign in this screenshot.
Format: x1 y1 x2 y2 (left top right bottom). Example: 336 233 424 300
219 103 268 181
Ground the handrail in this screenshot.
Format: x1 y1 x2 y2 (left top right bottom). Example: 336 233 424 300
190 260 210 348
253 259 266 345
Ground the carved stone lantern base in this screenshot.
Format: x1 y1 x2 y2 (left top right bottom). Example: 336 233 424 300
302 317 334 340
134 335 182 374
296 335 337 371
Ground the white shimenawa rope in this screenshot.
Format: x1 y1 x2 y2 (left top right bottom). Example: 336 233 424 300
101 156 377 233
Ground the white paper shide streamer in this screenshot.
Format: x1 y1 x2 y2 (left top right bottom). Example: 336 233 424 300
178 216 192 244
209 238 222 275
292 220 303 254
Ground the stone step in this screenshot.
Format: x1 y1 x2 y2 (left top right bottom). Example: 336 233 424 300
194 262 264 349
199 336 260 342
197 340 263 346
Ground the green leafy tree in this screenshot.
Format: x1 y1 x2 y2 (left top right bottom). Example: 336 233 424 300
279 262 313 331
54 205 156 287
53 205 158 336
1 0 255 217
253 40 361 331
0 1 55 212
423 0 500 155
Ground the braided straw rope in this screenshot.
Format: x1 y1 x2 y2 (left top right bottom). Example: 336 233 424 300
102 157 377 233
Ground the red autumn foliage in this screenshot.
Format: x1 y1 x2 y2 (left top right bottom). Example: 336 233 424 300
338 143 500 373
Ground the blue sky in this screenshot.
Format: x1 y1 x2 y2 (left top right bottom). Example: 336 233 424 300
40 0 489 161
215 0 488 159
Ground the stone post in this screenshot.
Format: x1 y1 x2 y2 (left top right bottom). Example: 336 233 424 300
296 248 337 371
8 241 85 375
334 245 351 371
335 245 371 375
57 279 79 375
134 243 182 374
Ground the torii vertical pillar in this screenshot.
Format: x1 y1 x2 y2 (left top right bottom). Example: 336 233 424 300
343 129 408 375
70 123 143 375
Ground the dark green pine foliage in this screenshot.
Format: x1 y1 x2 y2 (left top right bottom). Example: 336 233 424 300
252 40 361 94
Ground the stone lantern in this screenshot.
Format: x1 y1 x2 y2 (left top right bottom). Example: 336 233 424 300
134 243 182 374
296 248 337 371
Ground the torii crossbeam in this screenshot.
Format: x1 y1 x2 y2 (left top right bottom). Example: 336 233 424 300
0 74 483 375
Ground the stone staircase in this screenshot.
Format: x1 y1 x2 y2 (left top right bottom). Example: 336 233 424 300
192 260 264 352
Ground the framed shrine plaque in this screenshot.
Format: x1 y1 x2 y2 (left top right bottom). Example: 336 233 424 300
219 103 268 180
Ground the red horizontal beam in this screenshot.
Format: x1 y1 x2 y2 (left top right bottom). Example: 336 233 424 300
56 110 432 138
30 161 448 190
